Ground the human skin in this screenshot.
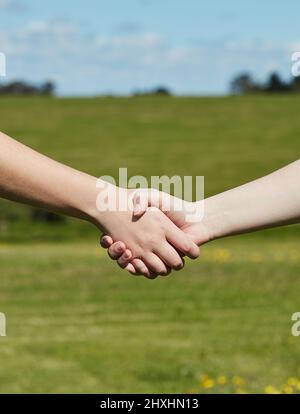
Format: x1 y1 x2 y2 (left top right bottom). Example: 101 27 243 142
102 160 300 275
0 132 199 278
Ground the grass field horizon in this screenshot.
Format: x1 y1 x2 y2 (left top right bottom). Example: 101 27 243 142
0 96 299 393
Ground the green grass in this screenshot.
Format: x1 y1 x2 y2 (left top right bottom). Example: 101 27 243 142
0 95 299 393
0 240 300 393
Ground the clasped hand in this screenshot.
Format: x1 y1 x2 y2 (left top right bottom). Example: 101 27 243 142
96 187 206 279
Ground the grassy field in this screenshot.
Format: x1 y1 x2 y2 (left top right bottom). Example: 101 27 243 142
0 95 299 241
0 96 300 393
1 240 300 393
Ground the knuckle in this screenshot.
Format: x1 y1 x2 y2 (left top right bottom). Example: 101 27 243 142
148 206 161 218
189 245 200 259
181 241 199 258
113 241 122 250
182 240 193 253
117 260 126 269
124 251 131 260
108 250 117 260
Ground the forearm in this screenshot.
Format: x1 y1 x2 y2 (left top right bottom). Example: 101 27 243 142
202 160 300 241
0 132 99 224
0 132 199 276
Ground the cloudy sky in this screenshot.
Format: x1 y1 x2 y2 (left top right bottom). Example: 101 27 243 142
0 0 299 95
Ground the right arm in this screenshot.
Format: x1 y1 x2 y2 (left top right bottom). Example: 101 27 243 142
102 160 300 273
0 131 199 278
201 159 300 242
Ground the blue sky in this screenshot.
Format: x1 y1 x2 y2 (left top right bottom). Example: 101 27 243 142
0 0 299 95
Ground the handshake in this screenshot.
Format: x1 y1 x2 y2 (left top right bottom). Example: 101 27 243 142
96 158 300 279
96 186 208 279
1 131 298 272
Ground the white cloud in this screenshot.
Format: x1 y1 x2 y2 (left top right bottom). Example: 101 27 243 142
0 17 299 94
95 32 162 49
26 20 77 35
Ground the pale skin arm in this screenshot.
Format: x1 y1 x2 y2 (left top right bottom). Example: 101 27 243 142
199 159 300 241
103 160 300 274
0 131 99 222
0 132 200 278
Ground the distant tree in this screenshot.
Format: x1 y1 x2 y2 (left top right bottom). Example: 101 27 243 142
40 81 55 96
132 86 172 97
265 72 291 93
291 76 300 93
0 80 56 96
152 86 171 96
0 81 38 95
230 73 260 95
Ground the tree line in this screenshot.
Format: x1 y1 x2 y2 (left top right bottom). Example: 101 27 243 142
0 80 55 96
231 72 300 95
1 74 300 96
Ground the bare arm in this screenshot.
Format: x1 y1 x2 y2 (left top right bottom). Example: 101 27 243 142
0 132 199 277
203 160 300 242
0 131 98 222
101 160 300 275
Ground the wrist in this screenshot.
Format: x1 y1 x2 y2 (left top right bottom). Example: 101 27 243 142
195 197 229 244
70 175 102 227
85 180 129 231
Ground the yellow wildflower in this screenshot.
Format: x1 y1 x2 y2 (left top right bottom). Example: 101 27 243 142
287 378 298 387
215 249 231 263
201 377 215 389
217 376 227 385
282 385 293 394
264 385 280 394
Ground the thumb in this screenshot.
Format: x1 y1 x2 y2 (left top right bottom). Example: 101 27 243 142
132 189 150 217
